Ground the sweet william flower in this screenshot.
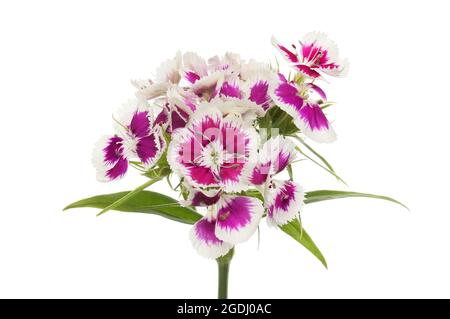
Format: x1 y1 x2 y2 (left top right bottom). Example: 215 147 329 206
190 195 263 258
271 74 337 143
182 52 276 111
154 84 198 133
272 32 349 79
181 52 233 97
92 101 166 182
264 179 304 226
250 136 305 226
167 105 258 192
132 52 182 101
214 74 276 116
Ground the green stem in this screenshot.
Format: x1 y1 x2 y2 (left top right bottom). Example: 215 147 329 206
272 112 289 129
216 248 234 299
96 177 162 216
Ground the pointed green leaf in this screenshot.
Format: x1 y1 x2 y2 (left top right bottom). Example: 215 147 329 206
241 189 264 202
292 135 336 174
305 190 408 209
98 178 164 216
64 191 202 224
280 219 327 268
296 146 347 185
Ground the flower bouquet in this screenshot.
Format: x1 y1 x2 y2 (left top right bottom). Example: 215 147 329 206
65 32 405 298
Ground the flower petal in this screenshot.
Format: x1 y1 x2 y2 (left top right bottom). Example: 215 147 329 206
271 81 304 119
265 180 304 226
114 99 150 132
154 107 169 126
92 135 128 182
212 98 264 123
155 51 181 84
190 218 233 259
182 184 222 207
249 162 271 185
240 60 273 81
219 80 242 99
187 165 218 186
260 136 296 174
215 196 263 244
182 52 208 83
192 71 225 96
300 32 348 78
249 136 295 186
306 83 327 101
271 36 299 65
296 65 322 79
135 82 168 100
246 77 274 111
170 106 190 132
129 111 151 138
295 102 337 143
136 129 166 167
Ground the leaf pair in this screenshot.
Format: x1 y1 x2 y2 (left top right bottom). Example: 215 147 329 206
64 189 406 268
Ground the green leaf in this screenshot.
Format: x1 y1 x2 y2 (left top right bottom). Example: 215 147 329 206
280 219 327 268
257 108 272 130
305 190 408 209
96 177 162 216
295 146 347 185
292 135 336 174
320 102 335 110
241 189 264 202
259 106 301 137
64 191 202 225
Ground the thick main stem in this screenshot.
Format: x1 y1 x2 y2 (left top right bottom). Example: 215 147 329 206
216 248 234 299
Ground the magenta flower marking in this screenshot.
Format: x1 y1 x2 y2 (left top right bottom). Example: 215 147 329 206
272 77 336 143
249 80 272 111
249 136 296 185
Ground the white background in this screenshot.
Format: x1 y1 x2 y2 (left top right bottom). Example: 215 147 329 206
1 0 449 299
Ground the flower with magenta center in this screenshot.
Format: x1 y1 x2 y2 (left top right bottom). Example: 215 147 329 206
168 104 257 192
92 101 166 182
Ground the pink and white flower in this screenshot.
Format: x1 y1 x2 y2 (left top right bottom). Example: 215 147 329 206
92 101 166 182
168 105 258 192
249 135 297 186
207 73 276 124
249 136 304 226
182 52 277 114
181 52 231 98
264 179 304 226
154 85 198 133
272 32 349 79
271 74 337 143
190 195 263 258
132 52 182 101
